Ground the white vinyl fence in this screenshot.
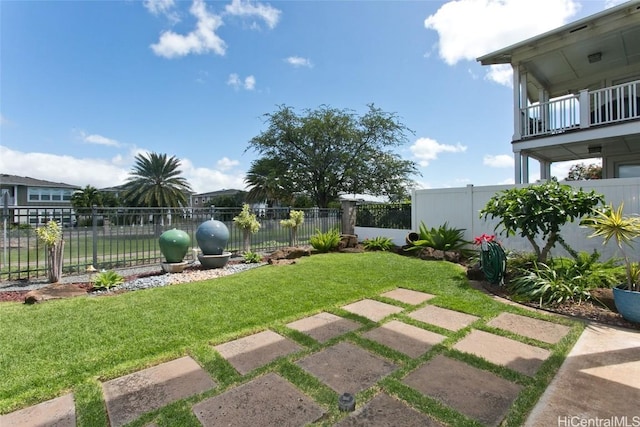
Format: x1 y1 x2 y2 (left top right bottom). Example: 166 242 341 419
411 177 640 260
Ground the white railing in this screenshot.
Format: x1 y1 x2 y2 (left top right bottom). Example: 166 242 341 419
522 95 580 137
590 80 640 125
520 79 640 138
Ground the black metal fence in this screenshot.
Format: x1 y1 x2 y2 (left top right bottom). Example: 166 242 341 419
355 203 411 229
0 206 341 281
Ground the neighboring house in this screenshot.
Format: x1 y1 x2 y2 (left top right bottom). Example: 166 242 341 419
0 174 79 225
191 189 245 207
478 1 640 183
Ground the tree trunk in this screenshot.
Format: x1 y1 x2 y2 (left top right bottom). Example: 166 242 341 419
243 230 251 253
47 241 64 283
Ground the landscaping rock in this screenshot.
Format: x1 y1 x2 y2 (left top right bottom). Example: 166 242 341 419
24 283 88 304
415 247 460 263
339 234 358 249
267 247 311 261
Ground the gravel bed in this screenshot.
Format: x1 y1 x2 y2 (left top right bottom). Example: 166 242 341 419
0 261 264 293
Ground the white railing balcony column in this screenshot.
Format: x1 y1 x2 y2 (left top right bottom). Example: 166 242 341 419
579 90 590 129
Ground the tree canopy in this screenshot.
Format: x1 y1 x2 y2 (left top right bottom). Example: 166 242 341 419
246 104 419 207
565 162 602 181
123 152 192 208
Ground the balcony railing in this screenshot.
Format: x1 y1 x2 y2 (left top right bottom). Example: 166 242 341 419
520 80 640 138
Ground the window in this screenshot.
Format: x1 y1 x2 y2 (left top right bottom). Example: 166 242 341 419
27 187 75 202
618 164 640 178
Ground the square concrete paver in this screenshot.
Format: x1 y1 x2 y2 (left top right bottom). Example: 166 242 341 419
287 312 362 343
193 372 324 427
214 330 302 375
102 356 216 427
488 312 571 344
403 355 523 426
361 320 446 358
408 305 479 331
454 329 551 376
381 288 435 305
341 299 403 322
296 341 397 394
0 393 75 427
333 393 445 426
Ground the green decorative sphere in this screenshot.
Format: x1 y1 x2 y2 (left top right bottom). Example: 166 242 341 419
159 228 191 263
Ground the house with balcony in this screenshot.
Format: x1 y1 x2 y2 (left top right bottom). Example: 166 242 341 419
477 1 640 183
0 174 79 225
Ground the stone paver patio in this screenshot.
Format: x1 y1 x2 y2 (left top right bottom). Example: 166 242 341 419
193 372 324 427
214 330 302 375
286 312 361 343
4 286 630 427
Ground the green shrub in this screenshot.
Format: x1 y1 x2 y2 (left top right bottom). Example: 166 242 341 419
310 228 341 253
405 221 469 254
363 236 393 251
507 252 622 307
93 270 124 290
243 251 262 263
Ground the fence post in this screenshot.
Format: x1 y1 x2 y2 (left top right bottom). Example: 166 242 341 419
92 205 98 268
341 200 356 235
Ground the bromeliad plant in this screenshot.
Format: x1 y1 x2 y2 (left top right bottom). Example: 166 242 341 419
405 221 469 254
92 270 124 290
363 236 394 251
582 203 640 292
310 228 341 253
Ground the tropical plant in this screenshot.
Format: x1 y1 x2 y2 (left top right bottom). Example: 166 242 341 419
480 179 603 263
243 251 262 264
35 220 64 283
92 270 124 290
233 204 261 252
123 152 192 208
310 228 341 252
508 252 622 307
582 203 640 291
362 236 394 251
246 104 419 207
405 221 469 253
244 157 293 206
280 210 305 246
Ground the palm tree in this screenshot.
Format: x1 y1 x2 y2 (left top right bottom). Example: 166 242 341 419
123 152 192 234
71 185 103 225
245 157 292 206
123 152 192 208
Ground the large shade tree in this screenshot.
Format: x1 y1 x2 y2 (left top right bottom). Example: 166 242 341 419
246 104 419 208
123 152 192 208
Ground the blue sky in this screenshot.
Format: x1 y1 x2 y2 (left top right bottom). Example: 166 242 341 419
0 0 622 194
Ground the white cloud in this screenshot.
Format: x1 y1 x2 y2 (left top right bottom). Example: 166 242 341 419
78 131 121 147
244 75 256 90
0 114 8 126
216 157 240 171
486 64 513 87
483 154 513 168
604 0 627 8
225 0 281 29
143 0 180 23
409 137 467 167
0 145 246 193
227 73 255 90
150 0 226 58
424 0 580 83
286 56 313 68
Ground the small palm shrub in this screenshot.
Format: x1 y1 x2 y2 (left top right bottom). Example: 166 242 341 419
93 270 124 290
243 251 262 263
310 228 341 253
363 236 393 251
405 221 470 255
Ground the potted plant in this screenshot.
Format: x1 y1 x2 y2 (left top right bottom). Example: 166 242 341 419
583 203 640 323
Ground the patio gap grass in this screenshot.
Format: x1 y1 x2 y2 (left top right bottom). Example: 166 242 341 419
0 251 583 426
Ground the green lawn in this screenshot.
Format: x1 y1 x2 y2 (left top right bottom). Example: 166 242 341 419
0 252 582 426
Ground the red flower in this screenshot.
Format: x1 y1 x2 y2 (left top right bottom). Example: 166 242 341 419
473 233 496 245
